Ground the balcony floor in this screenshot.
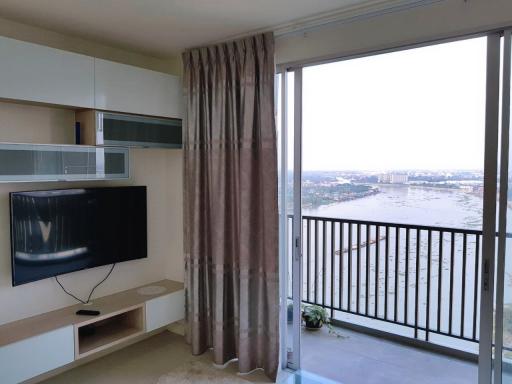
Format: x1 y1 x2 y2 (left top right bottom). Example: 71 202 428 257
300 324 477 384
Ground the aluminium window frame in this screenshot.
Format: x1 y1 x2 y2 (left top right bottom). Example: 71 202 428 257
276 27 508 384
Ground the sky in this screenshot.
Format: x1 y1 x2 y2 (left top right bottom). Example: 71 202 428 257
284 36 487 172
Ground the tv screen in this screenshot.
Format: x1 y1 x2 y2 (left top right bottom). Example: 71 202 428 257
10 186 147 286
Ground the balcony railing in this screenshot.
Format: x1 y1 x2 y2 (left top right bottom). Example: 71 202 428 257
287 215 483 348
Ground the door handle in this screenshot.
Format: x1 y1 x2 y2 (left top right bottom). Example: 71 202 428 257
483 259 489 291
295 236 301 261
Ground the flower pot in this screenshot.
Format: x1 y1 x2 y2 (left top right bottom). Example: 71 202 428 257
304 319 323 330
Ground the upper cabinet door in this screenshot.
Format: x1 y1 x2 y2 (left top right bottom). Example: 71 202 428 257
0 37 94 108
94 59 183 119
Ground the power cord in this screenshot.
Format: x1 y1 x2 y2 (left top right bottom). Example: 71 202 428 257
55 263 116 304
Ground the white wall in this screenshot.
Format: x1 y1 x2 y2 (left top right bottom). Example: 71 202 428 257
275 0 512 66
0 101 183 326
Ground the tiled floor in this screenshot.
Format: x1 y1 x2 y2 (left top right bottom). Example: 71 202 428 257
300 325 477 384
40 326 486 384
282 371 340 384
42 331 292 384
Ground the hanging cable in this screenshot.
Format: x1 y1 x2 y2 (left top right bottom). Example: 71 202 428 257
55 263 116 304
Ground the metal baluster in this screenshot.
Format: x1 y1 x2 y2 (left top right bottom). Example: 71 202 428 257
473 234 480 341
414 229 420 338
426 230 432 341
375 226 380 318
331 221 335 318
357 223 361 314
405 228 410 324
323 220 327 307
307 219 311 303
437 231 443 333
394 227 400 322
385 226 389 320
348 223 352 312
339 221 344 310
366 224 370 316
461 233 467 338
449 232 455 335
315 220 319 304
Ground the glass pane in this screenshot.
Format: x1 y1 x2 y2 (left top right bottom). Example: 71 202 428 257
62 147 128 180
0 146 63 177
0 144 128 182
103 113 182 147
285 71 297 368
104 150 127 176
300 36 487 383
62 148 94 176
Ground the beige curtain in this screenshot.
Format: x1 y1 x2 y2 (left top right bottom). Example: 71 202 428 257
182 33 279 380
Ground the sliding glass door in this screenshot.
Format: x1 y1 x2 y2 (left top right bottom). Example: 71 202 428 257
499 30 512 384
488 29 512 384
478 32 502 384
278 69 302 370
278 30 512 384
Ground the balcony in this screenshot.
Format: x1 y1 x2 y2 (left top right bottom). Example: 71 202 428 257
287 215 491 383
300 323 477 384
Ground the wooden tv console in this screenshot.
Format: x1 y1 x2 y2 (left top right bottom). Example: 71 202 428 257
0 279 184 384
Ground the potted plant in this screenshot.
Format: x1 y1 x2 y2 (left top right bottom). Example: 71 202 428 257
302 304 329 330
301 304 345 338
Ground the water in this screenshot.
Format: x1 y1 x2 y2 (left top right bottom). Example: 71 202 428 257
304 184 483 230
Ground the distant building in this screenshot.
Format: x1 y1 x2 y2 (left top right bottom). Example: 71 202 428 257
378 174 391 183
390 173 408 184
378 173 408 184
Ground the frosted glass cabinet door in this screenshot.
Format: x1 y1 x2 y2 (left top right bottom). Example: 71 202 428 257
100 112 182 148
61 146 129 180
0 143 129 182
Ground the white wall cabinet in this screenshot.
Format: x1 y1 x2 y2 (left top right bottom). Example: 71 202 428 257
0 37 183 118
94 59 183 119
146 290 185 332
0 326 74 384
0 36 94 108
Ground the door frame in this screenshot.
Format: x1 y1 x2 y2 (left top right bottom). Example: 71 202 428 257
277 30 507 383
278 68 303 371
278 71 288 370
289 68 303 371
491 29 512 384
479 32 502 384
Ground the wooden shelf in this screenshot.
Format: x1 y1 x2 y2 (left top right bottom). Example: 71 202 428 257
0 279 184 348
76 304 145 359
0 280 185 384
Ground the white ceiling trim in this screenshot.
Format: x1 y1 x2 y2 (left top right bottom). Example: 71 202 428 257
273 0 446 37
207 0 445 45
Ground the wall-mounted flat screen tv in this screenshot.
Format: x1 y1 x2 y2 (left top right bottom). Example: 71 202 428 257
10 186 147 286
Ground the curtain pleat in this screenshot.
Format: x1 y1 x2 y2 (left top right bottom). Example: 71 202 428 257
182 32 279 380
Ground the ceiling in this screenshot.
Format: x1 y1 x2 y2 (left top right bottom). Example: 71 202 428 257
0 0 394 58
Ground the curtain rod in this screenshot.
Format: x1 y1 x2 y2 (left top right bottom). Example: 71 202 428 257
191 0 447 50
273 0 447 38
